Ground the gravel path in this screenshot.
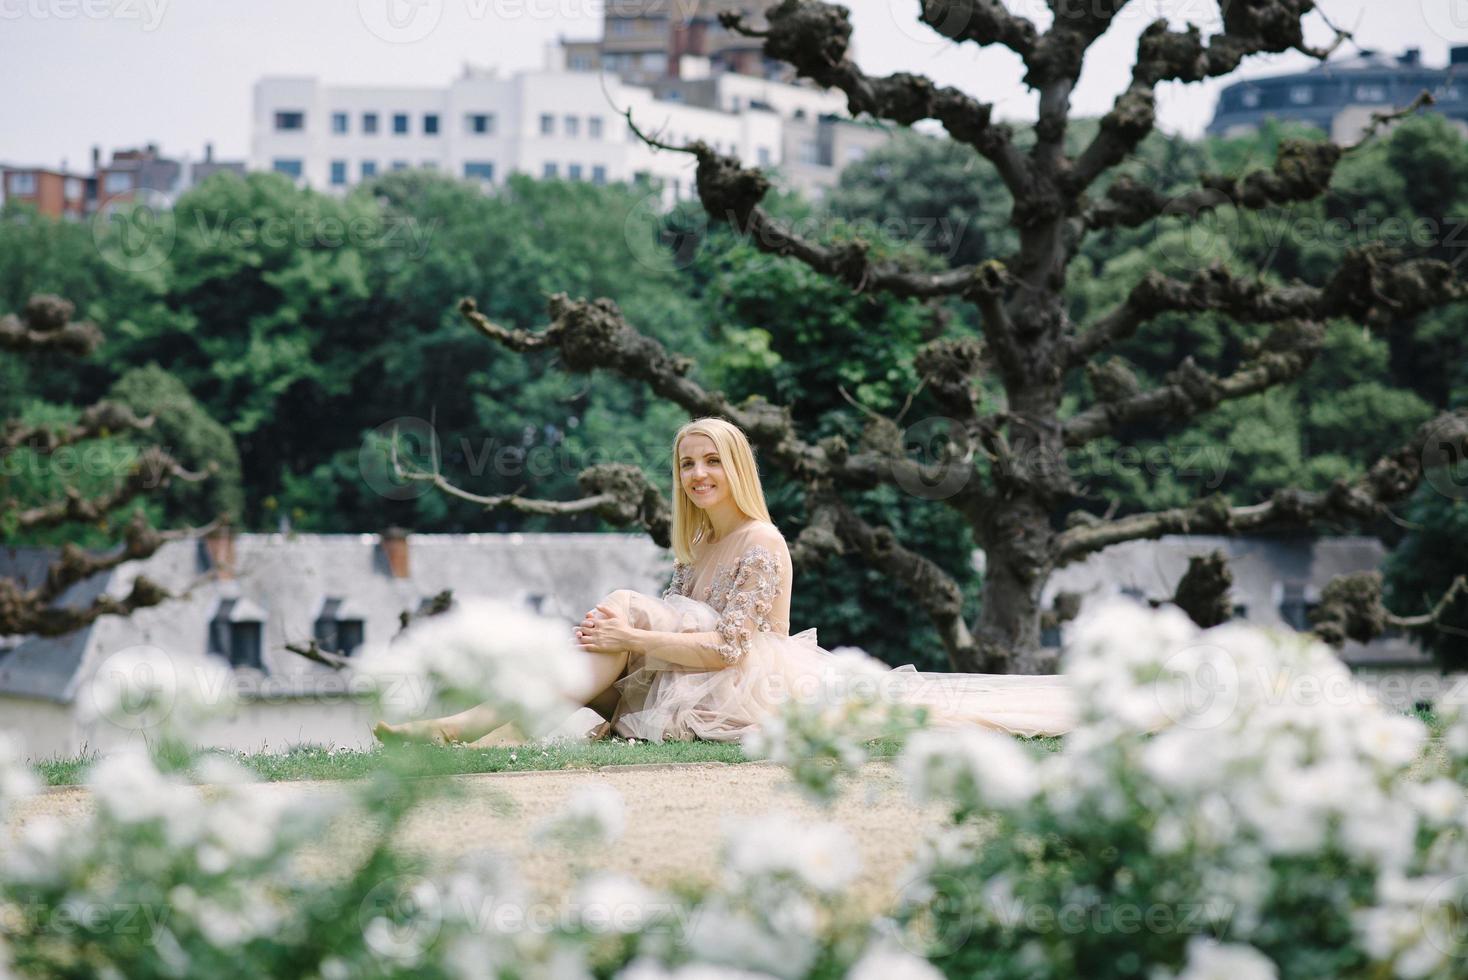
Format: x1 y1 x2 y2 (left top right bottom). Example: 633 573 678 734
8 761 952 917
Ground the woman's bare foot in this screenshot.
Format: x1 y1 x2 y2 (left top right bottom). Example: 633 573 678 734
373 719 462 747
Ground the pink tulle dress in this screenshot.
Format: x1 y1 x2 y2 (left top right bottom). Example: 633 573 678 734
594 520 1079 743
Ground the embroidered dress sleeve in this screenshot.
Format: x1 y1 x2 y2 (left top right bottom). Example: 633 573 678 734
662 561 689 601
637 543 786 670
709 545 781 665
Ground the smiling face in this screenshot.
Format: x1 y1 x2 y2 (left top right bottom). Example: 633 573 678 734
677 432 732 512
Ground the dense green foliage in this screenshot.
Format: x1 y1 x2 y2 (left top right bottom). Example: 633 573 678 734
4 116 1465 663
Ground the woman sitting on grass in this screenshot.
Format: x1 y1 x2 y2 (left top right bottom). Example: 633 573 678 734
374 417 1077 747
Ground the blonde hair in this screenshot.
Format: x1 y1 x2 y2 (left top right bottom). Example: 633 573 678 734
669 417 773 564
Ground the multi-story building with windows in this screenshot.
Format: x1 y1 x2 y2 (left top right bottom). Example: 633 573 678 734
1208 46 1468 142
0 166 92 218
251 53 883 201
562 0 789 85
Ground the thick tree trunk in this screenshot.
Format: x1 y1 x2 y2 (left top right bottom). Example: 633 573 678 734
972 491 1058 674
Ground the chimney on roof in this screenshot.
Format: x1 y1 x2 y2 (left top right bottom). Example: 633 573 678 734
202 524 236 580
1453 45 1468 67
1399 48 1421 66
205 142 214 163
146 142 158 156
379 526 410 579
91 146 100 172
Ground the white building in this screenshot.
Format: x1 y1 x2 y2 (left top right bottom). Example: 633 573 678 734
250 53 885 203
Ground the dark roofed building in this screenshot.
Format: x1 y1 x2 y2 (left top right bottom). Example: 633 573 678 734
1209 47 1468 142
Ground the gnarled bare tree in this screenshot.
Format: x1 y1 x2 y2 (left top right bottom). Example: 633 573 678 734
1 295 214 637
435 0 1468 672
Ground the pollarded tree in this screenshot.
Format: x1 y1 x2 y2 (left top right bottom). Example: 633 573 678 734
0 295 215 637
437 0 1468 672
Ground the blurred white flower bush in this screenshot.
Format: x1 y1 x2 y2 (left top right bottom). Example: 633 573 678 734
884 598 1468 979
1 596 1466 979
354 596 591 739
741 646 929 803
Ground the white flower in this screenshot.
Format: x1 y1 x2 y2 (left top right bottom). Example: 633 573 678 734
720 810 860 895
899 728 1038 810
354 597 589 737
846 939 944 980
534 783 627 847
1407 778 1465 827
1353 712 1427 773
1174 936 1278 980
573 872 662 934
617 958 782 980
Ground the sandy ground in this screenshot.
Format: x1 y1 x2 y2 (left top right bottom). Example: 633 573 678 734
6 761 951 917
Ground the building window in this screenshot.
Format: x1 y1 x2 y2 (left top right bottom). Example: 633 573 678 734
362 112 379 135
568 54 594 71
64 177 82 199
361 160 378 179
423 113 440 135
1279 581 1318 631
464 161 495 182
330 160 347 185
591 164 606 185
540 113 555 135
103 172 133 193
391 160 409 171
467 113 495 135
209 599 264 671
1240 89 1260 108
274 110 305 131
564 115 580 138
1289 85 1314 105
588 115 603 139
568 162 583 180
757 146 772 166
421 160 437 170
543 161 558 178
272 158 304 178
313 599 365 659
797 140 820 165
393 112 409 135
331 111 349 134
1354 83 1387 102
610 18 635 35
845 145 867 164
9 172 36 194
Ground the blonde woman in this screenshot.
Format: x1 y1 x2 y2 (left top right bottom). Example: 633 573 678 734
375 417 1077 746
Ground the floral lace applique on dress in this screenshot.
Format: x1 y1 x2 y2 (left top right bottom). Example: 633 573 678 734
702 544 781 665
662 561 690 601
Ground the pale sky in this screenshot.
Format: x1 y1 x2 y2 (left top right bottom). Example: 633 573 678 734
1 0 1459 171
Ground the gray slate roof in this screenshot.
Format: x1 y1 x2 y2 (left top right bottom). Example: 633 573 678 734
0 532 672 703
1042 534 1432 666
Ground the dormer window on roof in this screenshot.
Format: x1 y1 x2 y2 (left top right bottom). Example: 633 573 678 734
314 597 367 658
209 597 266 671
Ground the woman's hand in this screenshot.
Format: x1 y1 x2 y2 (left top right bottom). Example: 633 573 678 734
575 603 643 656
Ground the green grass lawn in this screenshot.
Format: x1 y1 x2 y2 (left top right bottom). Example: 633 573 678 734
30 704 1436 789
32 734 1066 788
